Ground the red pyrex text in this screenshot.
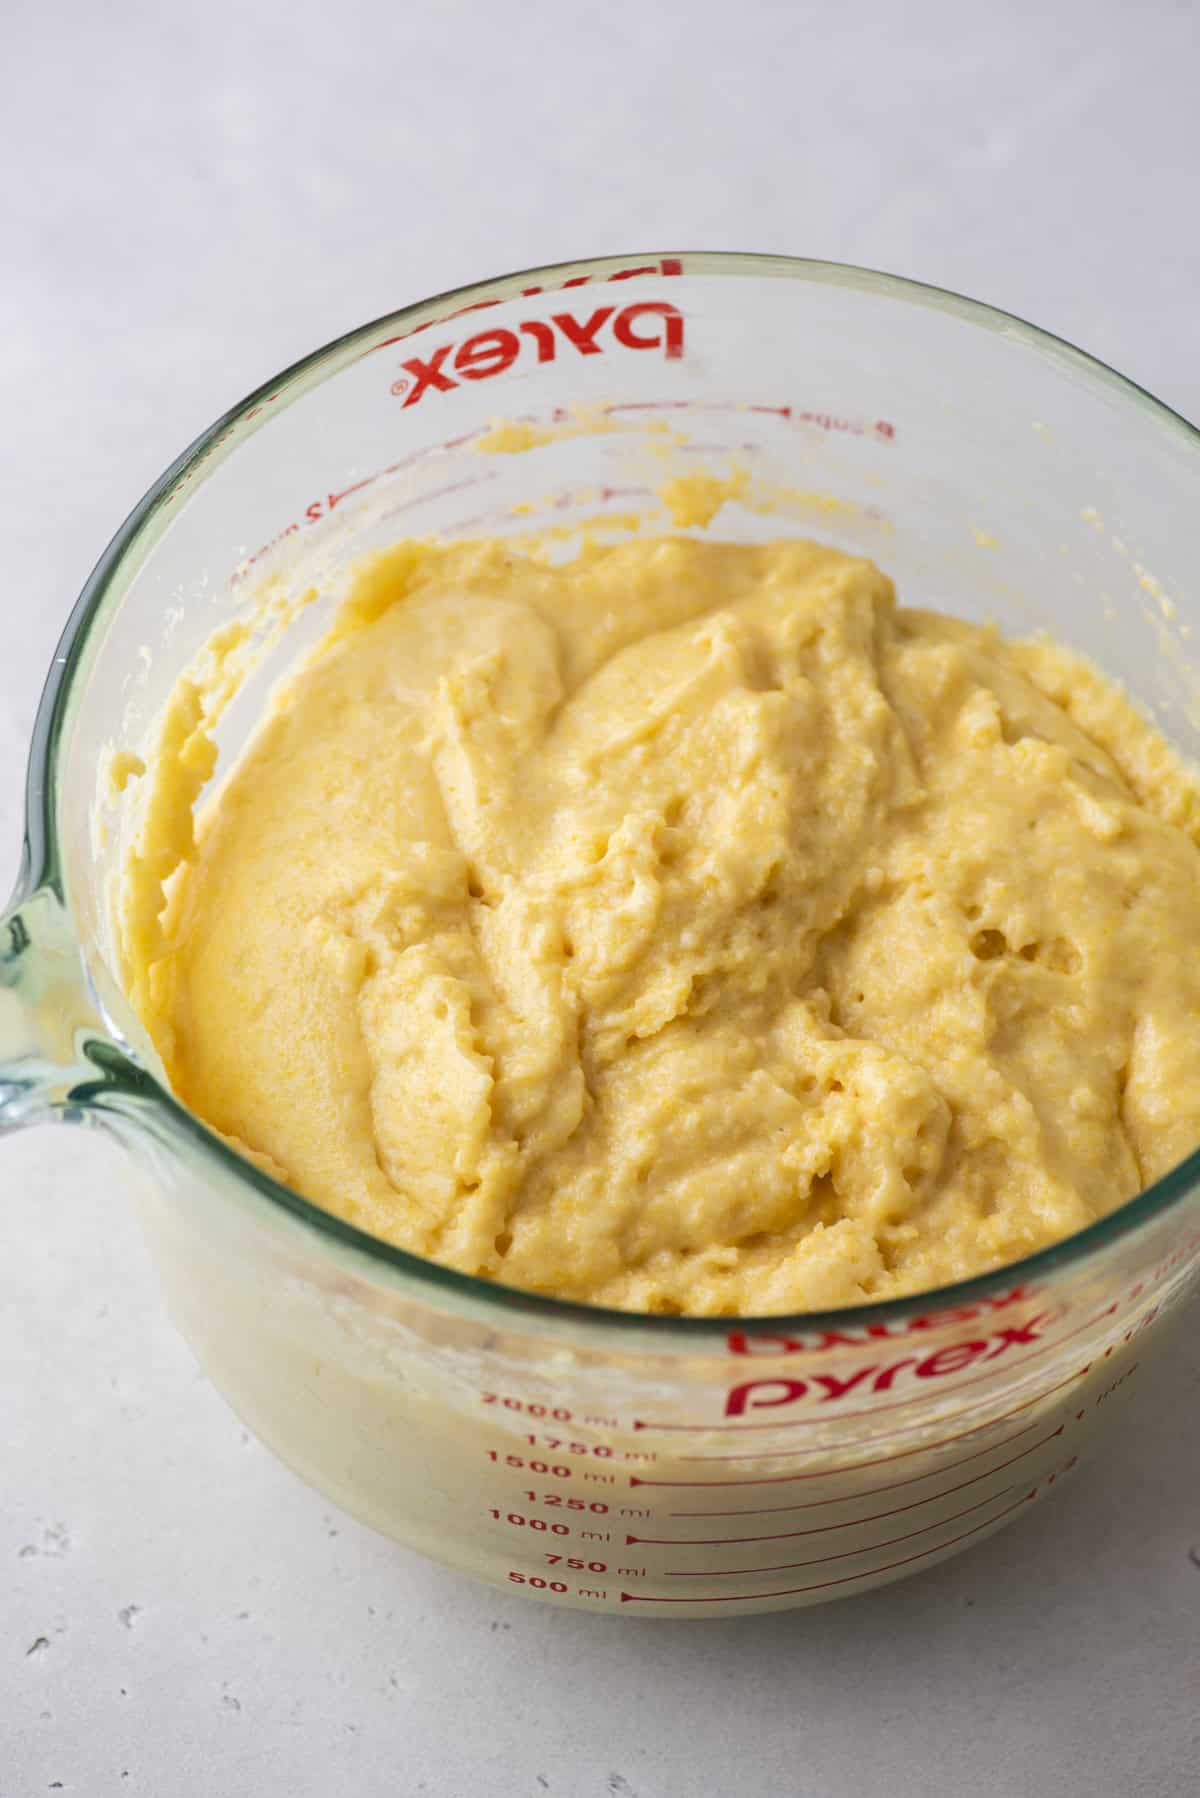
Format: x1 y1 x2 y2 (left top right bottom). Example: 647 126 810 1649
391 301 685 407
725 1285 1036 1356
724 1313 1054 1415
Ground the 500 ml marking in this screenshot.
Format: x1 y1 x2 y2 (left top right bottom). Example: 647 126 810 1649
507 1574 569 1593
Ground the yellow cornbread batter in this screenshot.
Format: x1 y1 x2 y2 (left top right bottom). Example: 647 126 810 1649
123 537 1200 1314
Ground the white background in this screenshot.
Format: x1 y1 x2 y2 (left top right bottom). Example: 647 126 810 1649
3 2 1200 1793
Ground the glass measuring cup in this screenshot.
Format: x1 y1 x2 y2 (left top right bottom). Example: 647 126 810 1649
3 254 1200 1616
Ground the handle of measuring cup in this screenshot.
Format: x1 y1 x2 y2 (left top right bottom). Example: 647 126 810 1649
0 879 109 1131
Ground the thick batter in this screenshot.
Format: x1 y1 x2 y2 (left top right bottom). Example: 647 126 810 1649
123 537 1200 1314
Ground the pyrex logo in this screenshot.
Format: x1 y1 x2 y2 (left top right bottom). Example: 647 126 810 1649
724 1286 1038 1357
390 301 685 407
723 1313 1056 1416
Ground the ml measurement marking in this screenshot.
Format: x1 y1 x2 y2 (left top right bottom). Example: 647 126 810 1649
618 1493 1034 1603
663 1485 1020 1576
664 1416 1044 1516
626 1426 1063 1544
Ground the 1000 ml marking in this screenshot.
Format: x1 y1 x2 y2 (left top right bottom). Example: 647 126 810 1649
488 1511 570 1534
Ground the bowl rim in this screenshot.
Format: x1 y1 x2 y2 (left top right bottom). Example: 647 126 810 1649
26 249 1200 1343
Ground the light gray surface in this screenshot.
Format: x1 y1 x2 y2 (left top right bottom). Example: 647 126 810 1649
3 2 1200 1794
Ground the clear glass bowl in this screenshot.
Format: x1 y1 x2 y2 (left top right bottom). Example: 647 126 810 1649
3 254 1200 1615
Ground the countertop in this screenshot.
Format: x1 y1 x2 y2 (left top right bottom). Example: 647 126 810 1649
3 2 1199 1793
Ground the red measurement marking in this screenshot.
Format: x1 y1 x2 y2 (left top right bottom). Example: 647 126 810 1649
231 437 501 582
626 1426 1063 1545
441 430 487 452
602 399 701 413
632 1304 1114 1431
664 1486 1018 1576
602 399 808 422
445 481 655 540
665 1417 1043 1514
595 484 655 503
597 400 896 436
618 1492 1033 1602
436 509 513 536
632 1363 1091 1483
674 441 762 455
376 473 496 518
